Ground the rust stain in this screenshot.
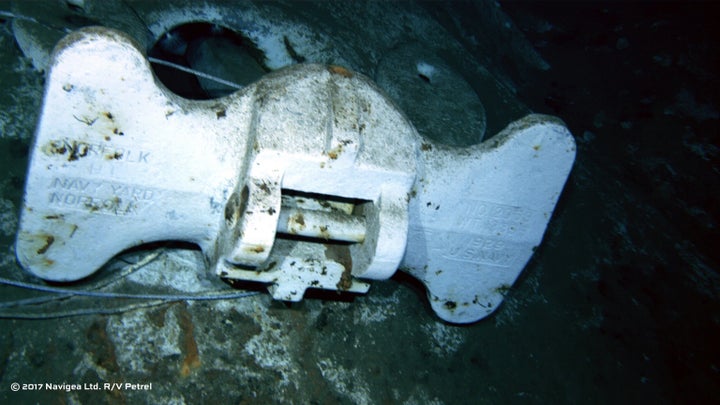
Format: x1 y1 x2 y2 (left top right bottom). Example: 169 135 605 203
328 65 353 78
44 140 67 155
257 181 271 194
36 235 55 255
147 306 169 328
326 144 343 160
86 318 120 373
178 304 201 377
291 213 305 232
244 245 265 254
336 265 352 290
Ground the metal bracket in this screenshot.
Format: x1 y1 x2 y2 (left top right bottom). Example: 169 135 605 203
15 27 575 323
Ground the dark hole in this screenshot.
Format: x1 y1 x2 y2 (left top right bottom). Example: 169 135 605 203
418 73 431 83
148 22 267 99
65 0 85 13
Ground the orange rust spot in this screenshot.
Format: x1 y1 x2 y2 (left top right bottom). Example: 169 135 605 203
336 266 352 290
293 213 305 227
245 245 265 254
326 145 342 160
86 319 120 373
36 235 55 254
178 304 201 377
328 65 353 78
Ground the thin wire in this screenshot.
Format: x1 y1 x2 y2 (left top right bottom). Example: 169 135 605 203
0 250 258 308
0 294 71 309
86 250 163 291
0 11 40 25
0 10 71 33
0 250 164 309
0 248 260 318
0 300 170 319
0 277 259 301
148 57 244 90
1 11 244 90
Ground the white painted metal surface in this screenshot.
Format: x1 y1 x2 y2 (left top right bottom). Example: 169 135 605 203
15 27 575 323
401 115 576 323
